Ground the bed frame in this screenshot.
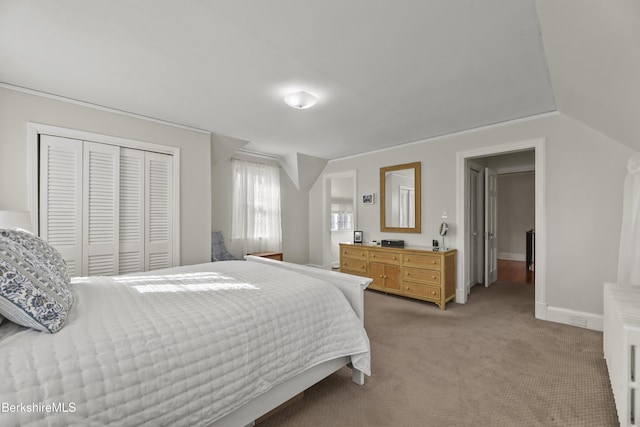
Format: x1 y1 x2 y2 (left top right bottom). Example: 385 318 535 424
209 256 372 427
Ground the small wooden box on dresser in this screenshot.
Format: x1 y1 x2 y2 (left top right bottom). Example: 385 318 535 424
339 243 456 310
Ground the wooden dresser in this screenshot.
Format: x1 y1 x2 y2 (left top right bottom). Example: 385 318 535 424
339 243 456 310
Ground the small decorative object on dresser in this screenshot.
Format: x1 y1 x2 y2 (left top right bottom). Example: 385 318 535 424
247 251 283 261
353 230 363 244
339 243 456 310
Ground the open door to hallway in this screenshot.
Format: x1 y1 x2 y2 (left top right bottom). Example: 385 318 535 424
484 167 498 287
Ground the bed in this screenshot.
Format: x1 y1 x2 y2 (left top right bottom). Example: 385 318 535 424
0 251 371 427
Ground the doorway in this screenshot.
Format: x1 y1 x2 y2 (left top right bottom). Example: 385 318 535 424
495 170 536 285
456 139 547 320
468 152 536 288
322 171 357 270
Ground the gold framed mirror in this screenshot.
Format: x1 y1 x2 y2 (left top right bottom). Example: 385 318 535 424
380 162 421 233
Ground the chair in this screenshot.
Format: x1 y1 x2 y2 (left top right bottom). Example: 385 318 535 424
211 231 241 261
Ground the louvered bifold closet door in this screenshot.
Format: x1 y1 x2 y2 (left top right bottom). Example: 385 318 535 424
145 151 174 271
39 135 83 276
83 142 120 276
119 148 145 274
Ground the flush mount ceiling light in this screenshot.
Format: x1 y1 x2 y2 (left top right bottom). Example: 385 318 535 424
283 91 318 109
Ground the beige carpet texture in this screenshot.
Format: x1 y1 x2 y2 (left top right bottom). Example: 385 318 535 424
259 280 619 427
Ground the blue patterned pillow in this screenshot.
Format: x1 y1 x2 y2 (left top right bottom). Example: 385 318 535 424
0 230 74 333
3 229 70 283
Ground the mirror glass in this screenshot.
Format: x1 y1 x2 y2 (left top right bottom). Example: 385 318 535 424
380 162 421 233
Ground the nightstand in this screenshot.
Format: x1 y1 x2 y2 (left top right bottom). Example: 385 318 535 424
248 251 283 261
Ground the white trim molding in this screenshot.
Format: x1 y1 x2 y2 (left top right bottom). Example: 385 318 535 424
495 164 535 175
498 252 526 262
330 111 559 162
455 138 547 322
2 82 210 135
545 306 603 332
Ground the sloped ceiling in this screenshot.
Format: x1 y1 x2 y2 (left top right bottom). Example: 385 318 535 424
0 0 555 160
536 0 640 152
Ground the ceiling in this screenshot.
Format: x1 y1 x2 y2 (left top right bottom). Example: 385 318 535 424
0 0 557 160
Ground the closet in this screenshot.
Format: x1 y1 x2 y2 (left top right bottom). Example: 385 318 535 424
39 134 174 276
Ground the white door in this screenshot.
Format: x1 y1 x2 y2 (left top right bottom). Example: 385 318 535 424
145 151 174 271
469 168 480 287
484 167 498 287
83 142 120 276
40 136 175 276
39 135 84 276
119 148 145 274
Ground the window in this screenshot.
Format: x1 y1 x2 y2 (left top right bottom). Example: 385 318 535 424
231 159 282 254
330 202 353 232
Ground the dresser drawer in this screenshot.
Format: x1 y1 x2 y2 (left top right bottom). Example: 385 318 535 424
368 250 401 265
403 253 441 270
403 283 441 300
341 259 367 274
403 267 441 285
341 246 368 260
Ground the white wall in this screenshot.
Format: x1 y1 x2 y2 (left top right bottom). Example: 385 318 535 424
497 172 535 260
0 87 212 266
210 156 309 264
536 0 640 151
309 112 635 318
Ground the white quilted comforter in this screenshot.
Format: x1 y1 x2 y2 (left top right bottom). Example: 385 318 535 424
0 261 370 426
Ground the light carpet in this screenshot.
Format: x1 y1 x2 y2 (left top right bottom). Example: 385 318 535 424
259 280 618 426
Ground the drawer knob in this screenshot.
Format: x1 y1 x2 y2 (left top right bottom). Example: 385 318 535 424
432 291 437 295
431 261 436 264
372 254 376 258
384 275 388 279
393 256 397 260
361 265 365 269
407 258 410 262
379 275 383 278
432 276 437 279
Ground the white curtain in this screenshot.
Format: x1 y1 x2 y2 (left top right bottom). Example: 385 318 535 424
231 159 282 254
618 154 640 286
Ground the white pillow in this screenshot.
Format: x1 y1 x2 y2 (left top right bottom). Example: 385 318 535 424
0 229 73 333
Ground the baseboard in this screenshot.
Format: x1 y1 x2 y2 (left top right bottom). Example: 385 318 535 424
305 263 327 269
498 252 526 262
545 305 603 332
535 301 547 321
456 287 469 303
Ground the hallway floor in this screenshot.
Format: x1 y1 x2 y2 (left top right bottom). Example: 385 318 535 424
497 259 535 284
